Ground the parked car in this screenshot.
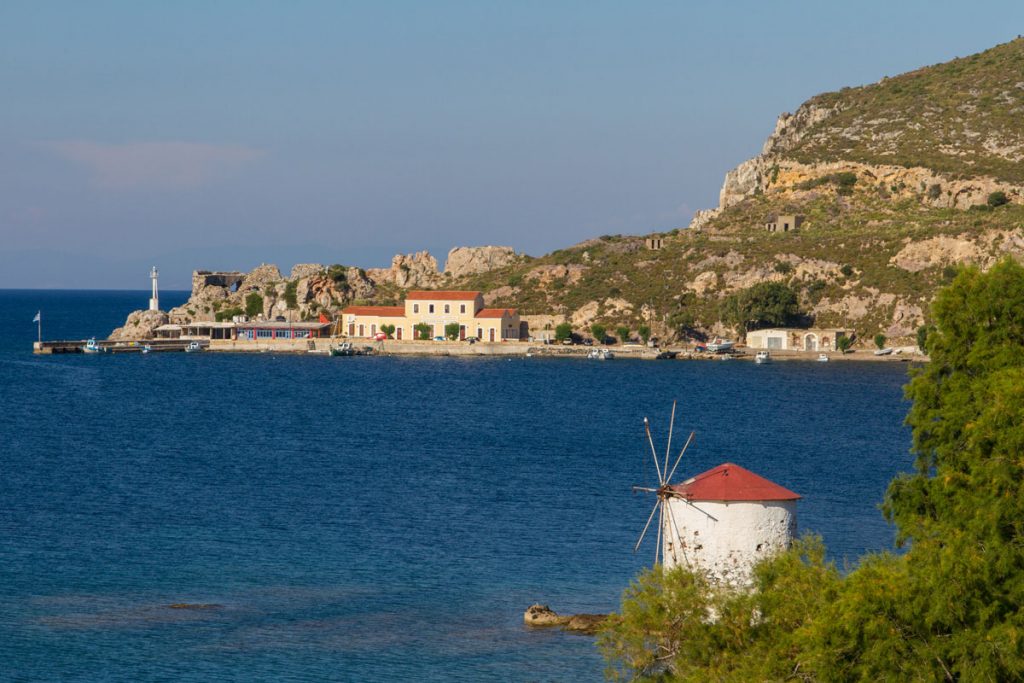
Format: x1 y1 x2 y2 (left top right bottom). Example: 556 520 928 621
465 336 478 343
433 336 446 341
373 332 387 341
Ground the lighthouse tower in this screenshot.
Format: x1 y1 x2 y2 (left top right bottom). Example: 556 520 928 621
662 463 800 586
149 266 160 311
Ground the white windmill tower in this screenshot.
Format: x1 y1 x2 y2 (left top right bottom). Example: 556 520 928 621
633 402 801 586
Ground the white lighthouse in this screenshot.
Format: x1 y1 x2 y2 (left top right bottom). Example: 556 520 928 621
149 266 160 311
661 463 799 586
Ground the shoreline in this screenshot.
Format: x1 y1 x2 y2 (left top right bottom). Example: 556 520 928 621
34 338 927 362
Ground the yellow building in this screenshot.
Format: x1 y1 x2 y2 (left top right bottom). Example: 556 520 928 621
341 291 522 341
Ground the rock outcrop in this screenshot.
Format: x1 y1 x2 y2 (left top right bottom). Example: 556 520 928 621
444 246 518 277
523 604 606 635
366 251 443 289
289 263 325 280
108 309 168 340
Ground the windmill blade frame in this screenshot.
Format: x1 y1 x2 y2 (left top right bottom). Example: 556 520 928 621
634 498 661 553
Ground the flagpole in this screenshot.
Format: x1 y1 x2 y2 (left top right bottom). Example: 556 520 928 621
37 311 41 344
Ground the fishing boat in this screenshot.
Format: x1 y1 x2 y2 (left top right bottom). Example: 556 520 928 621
755 351 771 364
587 348 614 360
184 341 203 353
82 338 105 353
817 353 829 362
706 338 735 353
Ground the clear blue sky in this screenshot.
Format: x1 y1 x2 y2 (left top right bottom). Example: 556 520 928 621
2 1 1022 288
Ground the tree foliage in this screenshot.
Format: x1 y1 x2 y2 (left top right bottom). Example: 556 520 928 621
591 323 607 344
638 325 651 344
720 282 799 334
380 323 395 339
414 322 432 340
444 322 461 340
616 326 630 343
244 293 264 318
601 259 1024 681
554 323 573 342
873 332 887 349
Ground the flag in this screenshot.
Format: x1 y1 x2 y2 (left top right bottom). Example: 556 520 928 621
32 311 40 323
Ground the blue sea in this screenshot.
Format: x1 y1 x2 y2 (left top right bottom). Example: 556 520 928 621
0 290 914 681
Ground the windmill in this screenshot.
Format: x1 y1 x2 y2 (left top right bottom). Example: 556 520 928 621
632 400 696 567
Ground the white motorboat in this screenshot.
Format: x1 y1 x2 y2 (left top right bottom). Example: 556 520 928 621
706 338 735 353
587 348 614 360
873 347 894 356
817 353 829 362
184 341 203 353
755 351 771 364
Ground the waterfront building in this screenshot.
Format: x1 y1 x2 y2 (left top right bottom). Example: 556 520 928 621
662 463 800 586
152 320 331 341
341 290 523 341
745 327 852 352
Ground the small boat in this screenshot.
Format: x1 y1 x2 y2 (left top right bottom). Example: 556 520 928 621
817 353 829 363
184 341 203 353
873 347 894 356
706 338 735 353
330 342 355 357
587 348 614 360
141 344 152 354
82 338 105 353
755 351 771 364
655 350 678 360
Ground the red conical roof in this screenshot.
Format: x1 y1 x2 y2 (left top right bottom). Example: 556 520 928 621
669 463 800 502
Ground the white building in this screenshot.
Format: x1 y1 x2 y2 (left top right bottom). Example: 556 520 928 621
662 463 800 586
745 327 851 352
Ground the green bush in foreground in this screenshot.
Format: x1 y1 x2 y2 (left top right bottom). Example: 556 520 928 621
600 259 1024 681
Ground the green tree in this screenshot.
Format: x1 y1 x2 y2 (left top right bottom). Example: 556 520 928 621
283 280 298 309
721 282 800 334
380 324 395 339
836 334 853 353
414 322 432 340
873 332 887 349
554 322 573 343
590 323 606 344
916 324 933 353
444 322 461 340
637 325 651 344
616 326 630 344
244 293 264 318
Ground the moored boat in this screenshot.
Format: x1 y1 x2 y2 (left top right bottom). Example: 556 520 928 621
184 341 203 353
817 353 829 362
873 347 894 356
587 348 614 360
82 338 105 353
706 338 735 353
755 351 771 364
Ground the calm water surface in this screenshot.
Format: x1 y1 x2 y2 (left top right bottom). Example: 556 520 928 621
0 290 914 681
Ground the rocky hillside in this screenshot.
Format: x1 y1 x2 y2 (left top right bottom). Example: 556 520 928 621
113 39 1024 347
451 39 1024 346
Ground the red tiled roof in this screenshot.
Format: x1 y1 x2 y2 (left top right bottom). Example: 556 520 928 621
670 463 800 502
406 290 481 301
476 308 516 318
341 306 406 317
